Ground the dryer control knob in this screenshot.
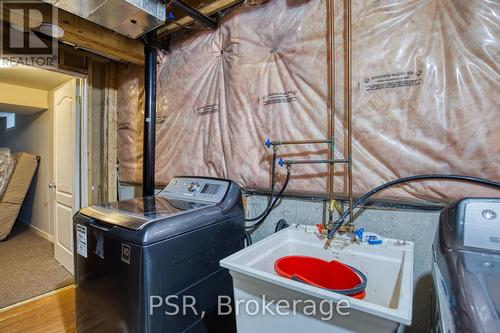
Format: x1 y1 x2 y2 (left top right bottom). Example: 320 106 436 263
482 209 497 220
187 182 201 193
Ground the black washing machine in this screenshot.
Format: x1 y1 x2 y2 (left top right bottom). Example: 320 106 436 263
73 177 245 333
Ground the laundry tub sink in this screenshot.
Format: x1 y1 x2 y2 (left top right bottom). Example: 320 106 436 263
220 228 413 333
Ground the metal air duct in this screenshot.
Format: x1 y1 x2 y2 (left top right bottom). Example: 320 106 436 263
42 0 166 38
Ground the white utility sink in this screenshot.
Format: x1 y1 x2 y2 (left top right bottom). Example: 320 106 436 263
220 228 414 333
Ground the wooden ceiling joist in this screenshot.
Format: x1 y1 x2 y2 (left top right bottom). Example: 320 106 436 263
158 0 244 36
57 9 144 66
1 4 144 66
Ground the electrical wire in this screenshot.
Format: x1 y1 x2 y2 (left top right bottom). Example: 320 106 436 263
246 167 291 232
327 174 500 239
274 219 289 233
244 148 277 221
244 231 253 246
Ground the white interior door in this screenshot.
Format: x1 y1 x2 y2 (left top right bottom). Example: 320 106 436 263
53 78 79 274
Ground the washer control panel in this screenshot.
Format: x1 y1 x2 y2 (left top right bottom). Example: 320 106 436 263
158 177 229 204
464 201 500 252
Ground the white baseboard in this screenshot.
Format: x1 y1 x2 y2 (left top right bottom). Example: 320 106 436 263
17 219 54 243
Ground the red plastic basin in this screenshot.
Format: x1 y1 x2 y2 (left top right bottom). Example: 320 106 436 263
274 255 366 299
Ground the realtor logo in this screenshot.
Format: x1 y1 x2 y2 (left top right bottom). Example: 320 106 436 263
0 0 58 67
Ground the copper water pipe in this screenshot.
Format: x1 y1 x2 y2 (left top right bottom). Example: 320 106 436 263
268 0 350 230
344 0 354 225
326 0 337 226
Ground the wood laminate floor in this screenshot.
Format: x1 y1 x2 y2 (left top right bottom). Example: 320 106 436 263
0 285 75 333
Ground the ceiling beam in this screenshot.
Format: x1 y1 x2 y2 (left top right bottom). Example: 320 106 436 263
1 4 144 66
57 9 144 65
158 0 243 36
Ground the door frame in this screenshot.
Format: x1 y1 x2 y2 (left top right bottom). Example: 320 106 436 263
78 76 90 209
71 77 89 211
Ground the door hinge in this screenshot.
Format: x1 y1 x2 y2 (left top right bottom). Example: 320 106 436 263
76 96 82 105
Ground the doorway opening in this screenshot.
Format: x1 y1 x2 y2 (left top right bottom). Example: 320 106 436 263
0 64 86 309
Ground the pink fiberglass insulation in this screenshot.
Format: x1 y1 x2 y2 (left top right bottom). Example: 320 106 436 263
117 0 500 204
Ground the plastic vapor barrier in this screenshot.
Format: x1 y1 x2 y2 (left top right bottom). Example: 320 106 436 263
117 0 500 204
117 63 145 184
